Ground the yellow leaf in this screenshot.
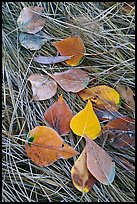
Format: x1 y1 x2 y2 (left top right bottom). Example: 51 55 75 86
78 85 120 111
70 100 101 140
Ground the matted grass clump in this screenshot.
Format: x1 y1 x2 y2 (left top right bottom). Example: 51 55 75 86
2 2 135 202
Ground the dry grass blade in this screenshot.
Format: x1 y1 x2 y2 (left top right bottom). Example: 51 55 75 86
2 2 135 202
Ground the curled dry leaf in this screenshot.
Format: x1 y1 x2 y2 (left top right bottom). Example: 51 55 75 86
116 84 135 113
71 148 96 193
78 85 120 111
19 31 47 50
86 136 115 185
44 95 73 136
25 126 79 167
17 6 45 34
50 68 89 93
27 74 57 101
102 117 135 148
52 36 85 66
33 55 72 65
70 100 101 140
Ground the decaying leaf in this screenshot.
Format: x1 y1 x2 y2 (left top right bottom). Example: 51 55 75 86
93 107 126 121
33 55 72 64
71 148 96 193
17 6 45 34
70 100 101 140
19 31 47 50
118 156 135 171
52 36 85 66
44 95 73 136
25 126 79 167
116 84 135 113
121 2 135 15
27 73 57 101
78 85 120 111
102 117 135 148
86 136 115 185
50 68 89 93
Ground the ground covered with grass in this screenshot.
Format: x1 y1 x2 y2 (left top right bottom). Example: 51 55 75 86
2 2 135 202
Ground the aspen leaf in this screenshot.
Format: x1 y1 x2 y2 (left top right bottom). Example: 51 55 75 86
71 148 96 193
52 36 85 66
17 6 45 34
25 126 79 167
44 95 73 136
49 68 89 93
78 85 120 111
86 136 115 185
33 55 72 64
19 31 47 50
70 100 101 140
27 74 57 101
102 117 135 148
116 84 135 113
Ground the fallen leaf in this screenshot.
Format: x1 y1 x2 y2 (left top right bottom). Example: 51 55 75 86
17 6 45 34
27 74 57 101
50 68 89 93
70 100 101 140
25 126 79 167
52 36 85 66
116 84 135 113
78 85 120 111
102 117 135 148
33 55 72 64
71 148 96 193
86 136 115 185
44 95 73 136
19 31 47 50
121 2 135 15
93 107 126 121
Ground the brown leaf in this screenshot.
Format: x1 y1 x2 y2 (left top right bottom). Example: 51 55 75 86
118 157 135 171
33 55 72 64
102 117 135 148
25 126 79 167
116 84 135 113
86 136 115 185
27 74 57 101
44 95 73 136
71 148 96 192
17 6 45 34
51 68 89 92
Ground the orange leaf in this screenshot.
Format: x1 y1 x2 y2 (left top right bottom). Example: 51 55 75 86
71 148 96 193
86 136 115 185
44 95 73 136
78 85 120 111
25 126 79 167
52 36 85 66
27 74 57 101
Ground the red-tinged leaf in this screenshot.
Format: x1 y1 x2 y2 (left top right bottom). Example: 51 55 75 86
27 74 57 101
118 157 135 171
116 84 135 113
25 126 79 167
102 117 135 148
17 6 45 34
33 55 72 64
51 68 89 92
44 95 73 136
86 136 115 185
71 148 97 193
52 36 85 66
